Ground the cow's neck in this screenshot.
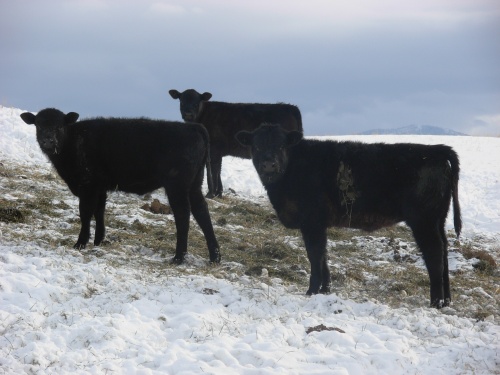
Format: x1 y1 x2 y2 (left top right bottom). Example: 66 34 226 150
45 146 79 191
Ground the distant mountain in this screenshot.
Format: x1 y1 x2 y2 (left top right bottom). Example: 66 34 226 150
359 125 468 136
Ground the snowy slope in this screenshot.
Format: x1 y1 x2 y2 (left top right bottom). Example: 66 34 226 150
359 125 467 136
1 106 499 374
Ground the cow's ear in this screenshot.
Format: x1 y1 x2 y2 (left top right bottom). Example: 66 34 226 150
20 112 36 125
235 130 253 147
286 131 303 147
201 92 212 101
65 112 79 125
169 89 181 99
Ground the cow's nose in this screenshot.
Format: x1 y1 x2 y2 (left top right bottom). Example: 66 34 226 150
262 161 277 173
40 139 55 149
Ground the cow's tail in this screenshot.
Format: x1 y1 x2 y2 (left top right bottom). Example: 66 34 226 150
448 148 462 237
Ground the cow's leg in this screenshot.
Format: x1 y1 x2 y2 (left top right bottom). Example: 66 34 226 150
189 185 220 263
439 218 451 306
166 185 190 264
216 166 223 197
209 149 223 198
75 187 98 250
301 226 330 295
409 221 446 308
93 191 107 246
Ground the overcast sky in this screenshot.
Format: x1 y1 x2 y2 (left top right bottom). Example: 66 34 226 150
1 0 499 135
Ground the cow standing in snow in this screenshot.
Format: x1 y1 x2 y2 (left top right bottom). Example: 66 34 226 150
236 124 462 308
169 89 303 197
20 108 220 264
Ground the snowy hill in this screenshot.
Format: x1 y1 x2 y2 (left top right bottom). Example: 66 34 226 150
0 106 499 374
359 124 468 136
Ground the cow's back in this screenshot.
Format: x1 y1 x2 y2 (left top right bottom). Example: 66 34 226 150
69 119 208 194
197 101 302 158
268 140 456 230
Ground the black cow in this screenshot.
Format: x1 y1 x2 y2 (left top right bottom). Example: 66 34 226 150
236 124 462 309
169 89 303 197
20 108 220 264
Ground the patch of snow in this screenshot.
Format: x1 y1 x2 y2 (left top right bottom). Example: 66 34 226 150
1 106 499 374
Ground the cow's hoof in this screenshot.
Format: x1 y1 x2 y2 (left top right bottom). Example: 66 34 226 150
319 286 331 294
73 242 86 250
171 256 184 265
209 253 221 264
430 298 445 309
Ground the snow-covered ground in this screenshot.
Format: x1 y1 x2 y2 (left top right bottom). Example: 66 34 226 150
1 105 499 374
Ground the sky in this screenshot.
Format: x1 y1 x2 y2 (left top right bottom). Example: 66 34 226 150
1 0 499 136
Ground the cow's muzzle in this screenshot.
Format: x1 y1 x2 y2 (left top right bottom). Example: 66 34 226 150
39 139 59 154
258 160 282 184
182 113 196 122
261 161 278 174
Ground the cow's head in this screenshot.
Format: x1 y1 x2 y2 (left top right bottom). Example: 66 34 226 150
169 89 212 122
20 108 79 155
236 124 302 185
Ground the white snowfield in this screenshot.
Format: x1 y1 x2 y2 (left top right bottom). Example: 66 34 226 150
1 106 499 374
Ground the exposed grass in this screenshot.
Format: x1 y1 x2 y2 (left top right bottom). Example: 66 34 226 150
1 158 498 321
457 242 497 274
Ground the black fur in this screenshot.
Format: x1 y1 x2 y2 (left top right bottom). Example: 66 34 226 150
236 124 462 309
20 108 220 263
169 89 303 197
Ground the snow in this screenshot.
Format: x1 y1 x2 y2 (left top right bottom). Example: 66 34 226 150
1 105 499 374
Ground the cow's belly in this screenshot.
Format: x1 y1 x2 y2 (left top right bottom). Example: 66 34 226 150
330 212 401 231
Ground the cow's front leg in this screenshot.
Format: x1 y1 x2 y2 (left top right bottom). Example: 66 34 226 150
301 226 330 295
75 187 99 250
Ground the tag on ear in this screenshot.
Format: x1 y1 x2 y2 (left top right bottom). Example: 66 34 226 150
235 130 253 147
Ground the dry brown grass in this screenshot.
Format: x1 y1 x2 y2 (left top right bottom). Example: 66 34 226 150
1 159 498 321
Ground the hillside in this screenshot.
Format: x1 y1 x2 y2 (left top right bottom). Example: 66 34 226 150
1 106 499 374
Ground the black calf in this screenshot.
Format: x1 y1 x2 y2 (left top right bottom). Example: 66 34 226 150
21 108 220 263
236 124 461 308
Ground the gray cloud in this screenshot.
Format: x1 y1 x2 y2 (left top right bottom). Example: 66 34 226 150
1 0 499 135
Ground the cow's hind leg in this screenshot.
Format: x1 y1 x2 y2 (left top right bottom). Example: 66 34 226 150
409 220 447 308
301 226 330 295
209 150 223 198
93 191 107 246
165 185 191 264
189 185 220 263
439 218 451 306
